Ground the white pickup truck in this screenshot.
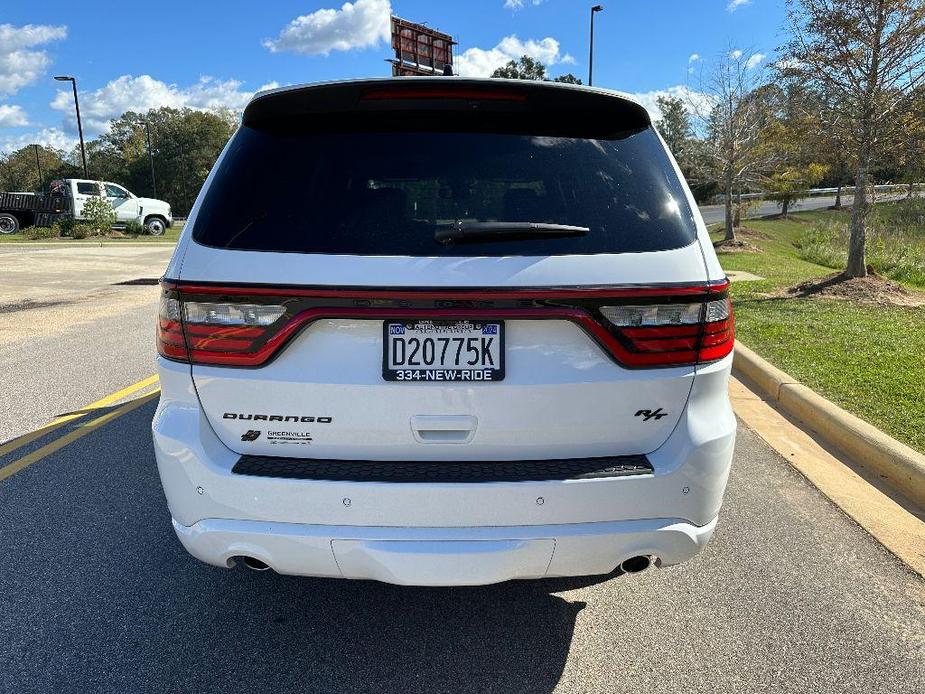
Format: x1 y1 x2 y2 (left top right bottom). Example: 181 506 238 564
0 178 173 235
70 179 173 235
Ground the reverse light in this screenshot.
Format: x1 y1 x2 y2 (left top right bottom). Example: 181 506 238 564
183 302 285 326
599 303 703 327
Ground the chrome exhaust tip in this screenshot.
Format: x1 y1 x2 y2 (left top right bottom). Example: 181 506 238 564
241 556 270 571
619 555 651 574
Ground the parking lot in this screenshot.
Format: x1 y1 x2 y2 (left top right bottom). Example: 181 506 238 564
2 244 924 693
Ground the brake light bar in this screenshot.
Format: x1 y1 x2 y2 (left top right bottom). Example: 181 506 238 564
361 87 527 102
157 281 733 369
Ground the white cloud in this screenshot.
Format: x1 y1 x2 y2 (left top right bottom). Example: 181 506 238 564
504 0 543 10
456 35 573 77
628 85 714 122
0 126 77 155
0 23 68 96
263 0 391 55
0 104 29 127
50 75 257 134
688 53 700 63
729 49 743 59
745 52 765 69
727 0 751 11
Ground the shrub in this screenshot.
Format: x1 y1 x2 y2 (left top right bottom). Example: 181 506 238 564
56 215 76 236
70 223 94 239
81 195 117 235
123 220 145 235
25 224 60 240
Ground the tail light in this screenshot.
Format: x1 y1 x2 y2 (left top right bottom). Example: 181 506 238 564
598 296 734 366
157 286 288 365
157 280 733 369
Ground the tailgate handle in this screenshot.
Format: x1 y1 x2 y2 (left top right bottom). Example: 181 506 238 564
411 415 477 444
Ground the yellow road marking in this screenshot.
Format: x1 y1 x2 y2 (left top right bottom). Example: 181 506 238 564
0 390 160 483
0 374 159 458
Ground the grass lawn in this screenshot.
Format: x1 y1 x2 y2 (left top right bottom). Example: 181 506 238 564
0 222 182 244
712 208 925 453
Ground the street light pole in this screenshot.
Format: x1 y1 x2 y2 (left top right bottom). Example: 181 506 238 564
144 121 157 198
588 5 604 87
53 76 88 178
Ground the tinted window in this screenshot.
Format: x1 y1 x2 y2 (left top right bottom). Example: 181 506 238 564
77 182 100 196
193 126 696 256
105 184 129 198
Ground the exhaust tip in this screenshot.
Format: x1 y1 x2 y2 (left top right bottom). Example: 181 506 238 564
241 556 270 572
619 555 651 574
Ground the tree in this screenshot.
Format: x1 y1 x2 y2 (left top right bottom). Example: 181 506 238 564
655 95 693 168
491 55 583 84
783 0 925 277
893 85 925 197
757 83 829 217
89 107 236 215
492 56 547 80
0 145 66 192
692 50 775 241
764 163 828 217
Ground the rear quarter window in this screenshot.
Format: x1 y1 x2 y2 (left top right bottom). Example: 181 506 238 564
192 125 697 256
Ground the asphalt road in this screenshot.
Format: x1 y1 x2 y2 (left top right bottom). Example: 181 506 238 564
697 194 845 225
2 241 925 693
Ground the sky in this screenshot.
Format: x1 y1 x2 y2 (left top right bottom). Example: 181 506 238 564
0 0 785 153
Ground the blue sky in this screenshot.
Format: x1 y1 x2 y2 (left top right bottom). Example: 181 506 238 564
1 0 785 153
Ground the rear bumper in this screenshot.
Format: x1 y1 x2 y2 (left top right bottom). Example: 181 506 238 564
173 515 717 586
153 354 735 584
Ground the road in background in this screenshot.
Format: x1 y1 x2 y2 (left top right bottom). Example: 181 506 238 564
698 194 847 225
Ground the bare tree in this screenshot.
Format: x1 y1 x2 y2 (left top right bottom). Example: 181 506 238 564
691 50 774 242
784 0 925 277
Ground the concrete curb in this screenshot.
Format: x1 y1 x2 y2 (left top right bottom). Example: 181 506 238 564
733 342 925 509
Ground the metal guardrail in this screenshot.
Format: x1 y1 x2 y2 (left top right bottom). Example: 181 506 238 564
724 183 923 204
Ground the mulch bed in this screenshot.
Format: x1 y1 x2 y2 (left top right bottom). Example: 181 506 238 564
779 267 925 307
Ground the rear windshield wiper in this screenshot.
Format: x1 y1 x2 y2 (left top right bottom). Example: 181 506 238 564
434 221 589 245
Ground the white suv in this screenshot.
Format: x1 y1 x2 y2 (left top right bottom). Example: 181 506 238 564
153 78 736 586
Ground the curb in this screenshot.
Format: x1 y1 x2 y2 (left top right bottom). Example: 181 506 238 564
733 342 925 509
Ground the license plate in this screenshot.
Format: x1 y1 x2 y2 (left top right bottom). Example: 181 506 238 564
383 320 505 382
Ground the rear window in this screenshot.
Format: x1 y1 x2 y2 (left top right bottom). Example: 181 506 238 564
192 125 697 256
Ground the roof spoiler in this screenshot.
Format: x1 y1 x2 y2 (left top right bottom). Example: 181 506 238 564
243 78 651 133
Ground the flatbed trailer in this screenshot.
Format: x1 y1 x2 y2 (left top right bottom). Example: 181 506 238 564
0 190 72 234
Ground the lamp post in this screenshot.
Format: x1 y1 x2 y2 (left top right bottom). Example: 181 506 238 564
144 120 157 198
588 5 604 87
53 75 88 178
